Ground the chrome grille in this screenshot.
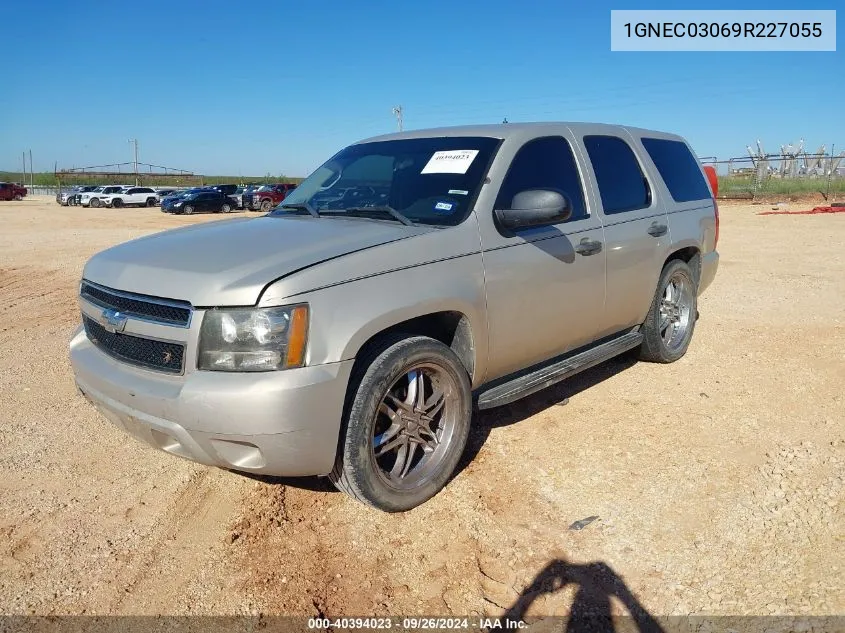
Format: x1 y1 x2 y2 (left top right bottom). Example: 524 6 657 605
80 281 191 327
82 315 185 374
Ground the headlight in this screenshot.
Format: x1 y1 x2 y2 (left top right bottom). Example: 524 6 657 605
198 304 308 372
174 201 183 206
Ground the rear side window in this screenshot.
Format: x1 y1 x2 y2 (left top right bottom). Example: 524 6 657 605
495 136 586 221
641 137 712 202
583 135 651 214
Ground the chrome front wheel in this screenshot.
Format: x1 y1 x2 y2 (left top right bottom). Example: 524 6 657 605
330 336 472 512
372 364 460 490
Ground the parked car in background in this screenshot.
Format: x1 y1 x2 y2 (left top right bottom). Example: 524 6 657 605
159 188 202 212
101 187 159 208
166 190 236 214
246 183 297 212
70 122 719 511
155 188 179 200
57 185 98 206
0 182 28 200
80 186 127 208
209 184 238 196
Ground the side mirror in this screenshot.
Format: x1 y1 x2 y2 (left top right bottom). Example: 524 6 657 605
495 189 572 231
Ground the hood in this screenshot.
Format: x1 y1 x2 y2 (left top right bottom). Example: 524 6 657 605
82 215 434 306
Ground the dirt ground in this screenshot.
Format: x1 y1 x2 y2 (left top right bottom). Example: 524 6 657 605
0 196 842 618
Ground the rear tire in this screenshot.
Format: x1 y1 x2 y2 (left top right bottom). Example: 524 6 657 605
14 194 22 201
90 198 100 208
146 197 157 207
329 336 472 512
638 259 698 363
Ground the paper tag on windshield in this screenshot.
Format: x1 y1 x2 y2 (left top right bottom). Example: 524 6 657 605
421 150 479 174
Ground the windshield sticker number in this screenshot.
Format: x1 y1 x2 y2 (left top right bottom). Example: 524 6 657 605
434 201 454 213
421 150 479 175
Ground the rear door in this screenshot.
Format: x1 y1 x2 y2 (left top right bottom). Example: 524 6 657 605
576 132 670 337
480 134 607 380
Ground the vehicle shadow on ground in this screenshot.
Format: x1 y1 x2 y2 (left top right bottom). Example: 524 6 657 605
491 558 665 633
458 354 638 477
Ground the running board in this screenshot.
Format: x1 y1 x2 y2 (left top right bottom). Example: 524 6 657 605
476 331 643 410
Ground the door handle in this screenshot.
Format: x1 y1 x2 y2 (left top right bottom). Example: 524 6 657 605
575 238 603 256
647 223 668 237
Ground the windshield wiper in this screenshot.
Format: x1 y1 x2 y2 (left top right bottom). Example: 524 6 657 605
330 206 415 226
279 202 319 217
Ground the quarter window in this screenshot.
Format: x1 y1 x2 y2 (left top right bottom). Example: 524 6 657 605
583 135 651 214
641 137 712 202
495 136 586 221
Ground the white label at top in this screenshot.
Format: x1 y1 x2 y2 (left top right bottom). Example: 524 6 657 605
421 150 479 174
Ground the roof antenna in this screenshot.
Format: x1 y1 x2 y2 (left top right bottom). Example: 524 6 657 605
502 117 508 124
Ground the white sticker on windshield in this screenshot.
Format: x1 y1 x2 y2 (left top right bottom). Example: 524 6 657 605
421 150 479 174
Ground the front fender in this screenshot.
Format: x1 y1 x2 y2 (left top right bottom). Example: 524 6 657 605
268 255 490 387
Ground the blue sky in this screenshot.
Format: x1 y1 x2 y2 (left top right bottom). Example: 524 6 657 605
1 0 841 177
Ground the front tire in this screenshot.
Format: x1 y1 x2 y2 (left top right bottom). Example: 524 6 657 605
146 197 157 207
221 203 231 213
329 336 472 512
14 194 22 201
183 205 194 215
260 198 272 212
638 259 698 363
111 198 123 208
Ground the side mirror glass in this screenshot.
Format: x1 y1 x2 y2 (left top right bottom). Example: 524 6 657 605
495 189 572 231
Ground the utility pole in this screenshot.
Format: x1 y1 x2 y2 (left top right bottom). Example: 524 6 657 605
22 152 26 187
392 105 403 132
29 150 33 188
129 138 139 185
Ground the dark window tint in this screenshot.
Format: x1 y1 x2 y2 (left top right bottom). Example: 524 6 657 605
641 137 711 202
495 136 586 221
583 135 651 214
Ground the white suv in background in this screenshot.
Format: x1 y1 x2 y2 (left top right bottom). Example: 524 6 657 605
101 187 159 208
80 186 127 208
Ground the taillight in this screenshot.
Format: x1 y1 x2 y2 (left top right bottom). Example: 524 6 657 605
713 200 720 249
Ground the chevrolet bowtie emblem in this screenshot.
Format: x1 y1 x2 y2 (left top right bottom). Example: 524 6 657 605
98 308 128 334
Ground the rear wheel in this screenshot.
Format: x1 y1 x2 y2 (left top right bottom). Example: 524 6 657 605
14 194 22 201
638 259 698 363
111 198 123 209
146 197 157 207
90 198 100 208
183 204 194 215
329 336 472 512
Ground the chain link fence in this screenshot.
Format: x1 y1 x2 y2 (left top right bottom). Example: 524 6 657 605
701 153 844 201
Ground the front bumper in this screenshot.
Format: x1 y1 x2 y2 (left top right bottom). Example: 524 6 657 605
698 251 719 295
70 325 354 477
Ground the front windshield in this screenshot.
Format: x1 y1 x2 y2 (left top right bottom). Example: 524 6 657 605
269 136 501 226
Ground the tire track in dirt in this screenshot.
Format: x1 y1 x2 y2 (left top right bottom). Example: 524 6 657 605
100 468 245 614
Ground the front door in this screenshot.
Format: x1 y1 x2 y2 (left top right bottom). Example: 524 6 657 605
480 135 606 382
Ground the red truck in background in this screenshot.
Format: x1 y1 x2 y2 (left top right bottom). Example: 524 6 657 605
0 182 28 201
245 183 297 212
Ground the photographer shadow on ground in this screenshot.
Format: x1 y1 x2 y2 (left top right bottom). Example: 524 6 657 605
491 558 665 633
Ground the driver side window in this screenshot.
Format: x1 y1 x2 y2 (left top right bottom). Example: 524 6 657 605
495 136 586 222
